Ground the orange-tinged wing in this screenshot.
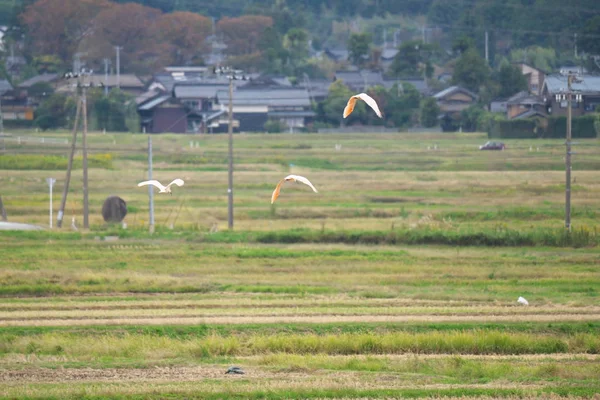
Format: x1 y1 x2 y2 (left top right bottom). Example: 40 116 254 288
271 179 285 204
285 175 318 193
355 93 383 118
343 96 358 118
271 175 318 204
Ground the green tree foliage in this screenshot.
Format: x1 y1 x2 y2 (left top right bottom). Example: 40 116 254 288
389 40 430 78
509 46 557 72
347 32 371 67
495 63 527 98
93 89 131 132
460 105 487 132
452 48 490 93
420 97 440 128
578 16 600 56
34 93 75 130
321 80 356 126
283 28 309 71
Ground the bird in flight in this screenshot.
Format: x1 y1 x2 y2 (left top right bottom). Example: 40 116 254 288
271 174 318 204
343 93 383 118
137 179 184 195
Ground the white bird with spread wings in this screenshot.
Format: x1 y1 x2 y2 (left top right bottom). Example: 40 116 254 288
137 179 184 195
271 175 318 204
343 93 383 118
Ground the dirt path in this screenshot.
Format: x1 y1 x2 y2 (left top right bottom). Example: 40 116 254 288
2 313 600 327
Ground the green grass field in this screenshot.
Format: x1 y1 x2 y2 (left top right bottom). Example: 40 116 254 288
1 131 599 399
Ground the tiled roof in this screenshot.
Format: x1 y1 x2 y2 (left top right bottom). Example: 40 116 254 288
137 95 171 110
17 73 59 88
216 88 311 107
433 86 477 100
174 84 227 99
543 74 600 94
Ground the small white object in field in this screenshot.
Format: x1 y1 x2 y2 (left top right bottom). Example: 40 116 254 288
137 179 184 194
71 217 78 231
343 93 383 118
271 174 318 204
517 296 529 306
335 144 342 151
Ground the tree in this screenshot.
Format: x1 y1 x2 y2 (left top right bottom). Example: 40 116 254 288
85 3 169 73
452 48 490 93
21 0 112 63
496 63 527 98
578 16 600 56
389 40 434 78
420 97 440 128
452 35 475 56
283 28 309 71
34 93 75 130
389 40 422 77
460 105 486 132
509 46 557 72
258 26 288 73
321 80 357 126
218 15 274 56
348 32 371 67
157 12 212 66
93 89 131 132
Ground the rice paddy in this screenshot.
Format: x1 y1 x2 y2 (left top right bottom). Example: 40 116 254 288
1 131 599 399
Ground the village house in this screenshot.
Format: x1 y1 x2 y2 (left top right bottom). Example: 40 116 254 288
432 86 477 116
542 75 600 117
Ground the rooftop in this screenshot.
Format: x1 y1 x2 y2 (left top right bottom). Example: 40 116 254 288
544 74 600 94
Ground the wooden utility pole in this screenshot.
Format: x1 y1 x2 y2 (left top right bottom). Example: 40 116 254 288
558 72 583 232
57 99 82 228
565 75 572 231
227 76 234 230
148 135 155 233
0 195 7 221
82 85 89 229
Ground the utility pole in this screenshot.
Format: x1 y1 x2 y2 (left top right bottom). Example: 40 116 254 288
0 195 7 221
555 73 583 231
485 31 489 64
57 97 81 228
46 178 56 228
148 135 155 234
114 46 122 88
213 66 247 230
103 58 110 96
0 93 4 136
227 75 234 230
82 84 89 229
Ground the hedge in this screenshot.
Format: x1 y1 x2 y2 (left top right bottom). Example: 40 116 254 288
489 115 598 139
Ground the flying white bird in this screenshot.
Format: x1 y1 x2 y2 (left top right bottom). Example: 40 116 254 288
517 296 529 306
271 175 318 204
343 93 383 118
137 179 184 195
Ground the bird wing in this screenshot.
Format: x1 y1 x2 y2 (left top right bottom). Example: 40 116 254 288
167 178 185 188
355 93 383 118
285 174 318 193
343 95 358 118
137 180 166 191
271 179 285 204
